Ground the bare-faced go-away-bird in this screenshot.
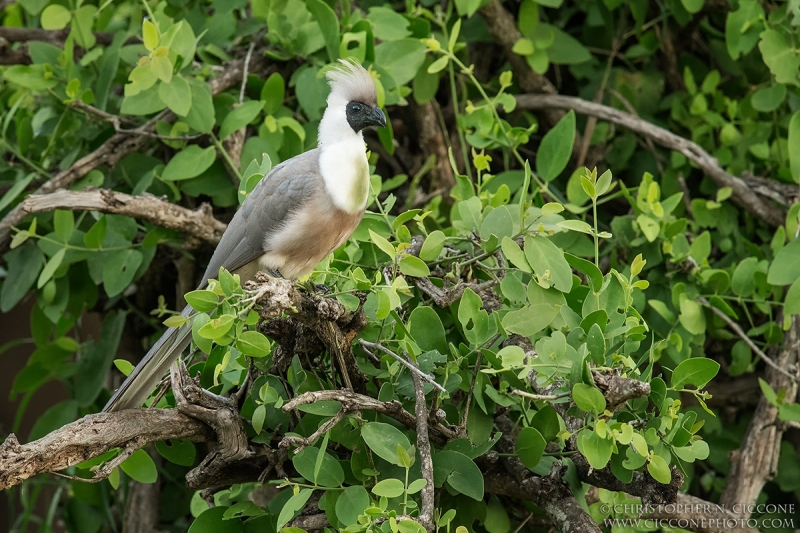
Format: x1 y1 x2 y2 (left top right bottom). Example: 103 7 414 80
103 60 386 412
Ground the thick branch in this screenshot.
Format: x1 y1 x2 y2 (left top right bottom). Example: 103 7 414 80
0 410 213 491
720 314 800 517
514 94 785 227
18 189 226 246
0 51 268 253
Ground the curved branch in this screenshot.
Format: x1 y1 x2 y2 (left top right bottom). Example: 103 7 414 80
18 189 226 246
0 51 269 253
514 94 785 227
0 410 213 491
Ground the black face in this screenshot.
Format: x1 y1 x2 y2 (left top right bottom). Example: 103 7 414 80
346 101 387 132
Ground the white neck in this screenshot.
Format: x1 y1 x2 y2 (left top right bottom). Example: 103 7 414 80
317 95 370 214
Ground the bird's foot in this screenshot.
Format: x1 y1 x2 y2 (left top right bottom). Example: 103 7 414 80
298 279 332 295
265 268 283 279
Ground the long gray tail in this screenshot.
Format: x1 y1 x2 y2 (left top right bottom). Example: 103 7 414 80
103 304 193 412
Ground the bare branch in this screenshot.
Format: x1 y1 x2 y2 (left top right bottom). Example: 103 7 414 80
0 51 269 253
359 339 446 393
720 314 800 518
514 94 785 227
410 364 435 532
698 297 798 382
18 189 226 246
0 410 213 491
283 389 458 443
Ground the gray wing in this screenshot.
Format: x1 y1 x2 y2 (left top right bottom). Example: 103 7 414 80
200 148 322 284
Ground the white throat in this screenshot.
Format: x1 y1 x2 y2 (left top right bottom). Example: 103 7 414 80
317 95 370 214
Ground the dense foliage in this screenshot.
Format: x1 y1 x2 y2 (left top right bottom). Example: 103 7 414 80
1 0 800 532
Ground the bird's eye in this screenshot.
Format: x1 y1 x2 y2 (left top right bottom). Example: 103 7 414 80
350 103 363 113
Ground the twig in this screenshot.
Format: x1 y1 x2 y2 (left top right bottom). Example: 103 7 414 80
409 365 435 532
282 410 346 455
358 340 446 393
284 389 458 443
239 39 257 104
511 390 571 401
514 94 785 227
697 297 798 382
16 189 226 246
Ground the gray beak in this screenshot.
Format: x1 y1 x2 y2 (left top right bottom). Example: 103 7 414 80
369 107 387 128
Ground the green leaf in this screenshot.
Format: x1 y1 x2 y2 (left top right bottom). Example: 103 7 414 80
1 243 43 312
236 330 271 357
41 4 71 30
751 84 786 112
502 304 559 337
83 216 107 249
143 19 158 51
759 29 800 86
372 478 405 498
37 248 66 289
114 359 135 376
261 73 286 115
408 306 447 354
524 236 573 292
158 75 192 116
420 231 445 261
647 455 672 484
276 489 313 531
399 255 430 277
501 236 531 273
369 229 395 260
546 25 591 64
219 100 264 140
427 56 449 74
637 214 660 242
162 146 216 181
3 65 58 90
572 383 606 415
368 6 411 41
252 405 266 434
53 210 74 242
361 422 411 466
480 205 514 241
156 439 196 466
515 427 546 470
680 0 704 14
374 39 427 86
432 451 484 501
335 486 370 526
184 79 215 134
726 0 764 59
197 314 235 340
307 0 340 62
564 253 602 292
536 110 575 181
532 406 560 442
102 249 143 297
71 5 97 48
678 299 706 335
185 290 219 312
671 358 720 389
789 111 800 184
189 507 243 533
784 278 800 316
577 429 613 469
292 446 345 487
120 449 158 484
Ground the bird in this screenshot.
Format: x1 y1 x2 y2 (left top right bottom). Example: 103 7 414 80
103 60 386 412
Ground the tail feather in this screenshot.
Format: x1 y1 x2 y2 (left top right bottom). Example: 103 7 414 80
103 304 193 412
